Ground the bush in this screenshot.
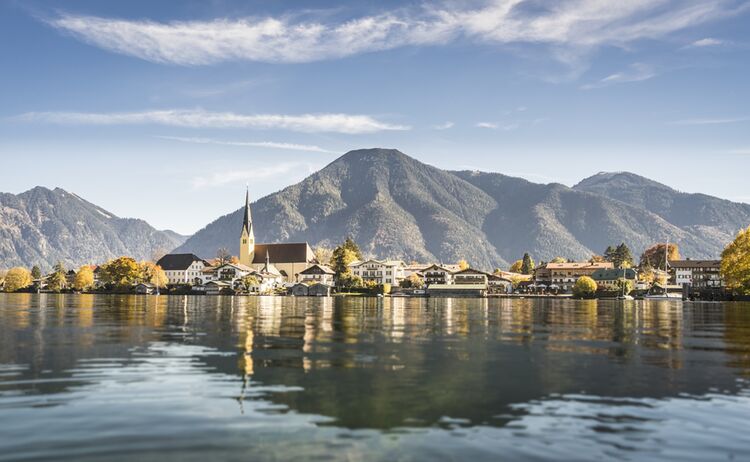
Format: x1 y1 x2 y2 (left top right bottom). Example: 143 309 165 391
573 276 597 299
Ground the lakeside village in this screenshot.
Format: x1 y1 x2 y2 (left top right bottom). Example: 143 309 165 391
2 191 750 301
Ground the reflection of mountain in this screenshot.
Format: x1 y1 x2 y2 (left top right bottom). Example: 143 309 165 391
1 295 749 430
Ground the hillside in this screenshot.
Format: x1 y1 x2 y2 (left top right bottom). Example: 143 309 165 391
176 149 746 270
0 187 187 270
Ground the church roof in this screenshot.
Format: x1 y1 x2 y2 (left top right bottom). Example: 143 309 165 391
242 189 253 236
252 243 314 264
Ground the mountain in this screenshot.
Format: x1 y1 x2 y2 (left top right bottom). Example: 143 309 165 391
574 171 750 248
176 148 747 270
0 187 187 271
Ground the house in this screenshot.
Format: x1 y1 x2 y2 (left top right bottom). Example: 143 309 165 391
308 283 333 297
290 283 309 296
157 253 211 285
134 283 156 295
348 259 406 285
453 268 489 285
403 263 428 279
669 260 723 289
203 262 254 286
591 268 637 291
487 274 513 294
427 284 487 298
297 264 336 285
236 189 315 282
204 280 234 295
420 264 455 286
534 262 614 292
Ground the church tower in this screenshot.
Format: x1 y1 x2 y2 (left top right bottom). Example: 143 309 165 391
239 188 255 266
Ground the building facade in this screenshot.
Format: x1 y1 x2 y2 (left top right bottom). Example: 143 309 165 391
349 260 406 285
669 260 723 289
534 262 614 292
157 254 211 285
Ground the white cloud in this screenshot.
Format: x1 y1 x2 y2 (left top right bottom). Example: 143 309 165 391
192 162 315 188
669 117 749 126
580 63 657 89
156 135 337 153
691 37 725 47
476 121 520 130
476 122 498 129
47 1 744 65
14 109 409 134
432 121 454 130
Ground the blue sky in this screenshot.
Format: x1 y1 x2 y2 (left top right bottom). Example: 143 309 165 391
1 0 749 235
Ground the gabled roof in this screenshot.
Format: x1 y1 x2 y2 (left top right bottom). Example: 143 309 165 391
591 268 637 280
349 259 404 267
541 262 614 270
668 260 720 269
420 264 454 273
214 262 255 273
252 243 314 264
157 254 209 271
300 264 336 275
454 268 490 276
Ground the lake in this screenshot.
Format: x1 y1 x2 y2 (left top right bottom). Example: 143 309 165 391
1 294 749 461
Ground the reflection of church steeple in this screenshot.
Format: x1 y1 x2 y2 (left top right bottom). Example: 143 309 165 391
239 188 255 266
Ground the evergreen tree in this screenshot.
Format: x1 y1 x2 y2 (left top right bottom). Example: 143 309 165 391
604 246 617 263
30 265 42 280
47 261 67 292
614 243 634 268
331 237 363 276
521 253 535 275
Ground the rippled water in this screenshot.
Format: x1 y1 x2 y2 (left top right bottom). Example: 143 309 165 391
1 294 749 461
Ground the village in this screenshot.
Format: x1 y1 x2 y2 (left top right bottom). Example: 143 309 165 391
1 190 744 301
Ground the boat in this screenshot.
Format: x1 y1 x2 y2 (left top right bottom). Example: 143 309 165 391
617 267 634 300
617 294 634 300
644 238 682 300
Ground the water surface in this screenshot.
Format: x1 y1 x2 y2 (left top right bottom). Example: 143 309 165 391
1 294 749 461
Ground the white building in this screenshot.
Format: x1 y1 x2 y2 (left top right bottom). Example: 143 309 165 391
156 254 211 285
348 259 406 286
298 264 336 285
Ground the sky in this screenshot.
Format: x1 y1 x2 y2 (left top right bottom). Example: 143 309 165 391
1 0 749 235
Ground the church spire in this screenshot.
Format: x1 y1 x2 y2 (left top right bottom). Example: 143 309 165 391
242 187 253 236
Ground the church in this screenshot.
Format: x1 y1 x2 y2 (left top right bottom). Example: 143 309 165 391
239 190 315 283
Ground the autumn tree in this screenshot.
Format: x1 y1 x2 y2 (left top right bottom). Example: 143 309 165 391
573 276 597 299
521 253 535 275
73 266 95 292
509 260 524 273
721 226 750 294
337 272 364 289
639 243 680 270
242 275 260 290
458 259 470 271
216 248 232 266
550 256 566 264
589 255 606 263
400 273 425 289
46 262 67 293
331 237 362 276
140 261 168 288
313 246 333 265
4 267 32 292
100 257 141 288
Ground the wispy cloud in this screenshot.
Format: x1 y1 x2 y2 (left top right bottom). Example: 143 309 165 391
156 135 337 153
580 63 657 89
690 37 725 47
192 162 315 188
476 122 498 129
432 121 454 130
669 116 749 126
476 121 520 130
47 1 744 66
14 109 409 134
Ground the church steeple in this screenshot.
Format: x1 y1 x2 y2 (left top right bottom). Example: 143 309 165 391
239 188 255 266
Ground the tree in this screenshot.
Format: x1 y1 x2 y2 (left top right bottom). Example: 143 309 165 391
31 265 42 280
331 237 362 276
4 267 32 292
521 253 535 275
573 276 597 298
139 261 168 288
73 266 95 292
550 256 566 264
509 260 524 273
604 246 617 263
100 257 141 288
242 275 259 290
614 243 634 268
721 226 750 295
458 259 470 271
589 254 606 263
639 243 680 270
615 278 634 295
401 273 425 289
337 272 363 289
216 248 232 266
313 246 333 265
46 261 67 292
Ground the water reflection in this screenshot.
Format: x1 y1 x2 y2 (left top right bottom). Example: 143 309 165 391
1 294 749 461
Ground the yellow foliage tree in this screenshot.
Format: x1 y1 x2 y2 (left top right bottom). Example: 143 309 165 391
101 257 141 288
573 276 598 299
73 266 95 292
509 260 524 273
458 259 470 271
4 267 32 292
721 225 750 294
139 261 169 288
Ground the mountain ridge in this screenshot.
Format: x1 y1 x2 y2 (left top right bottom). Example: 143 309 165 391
175 148 746 270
